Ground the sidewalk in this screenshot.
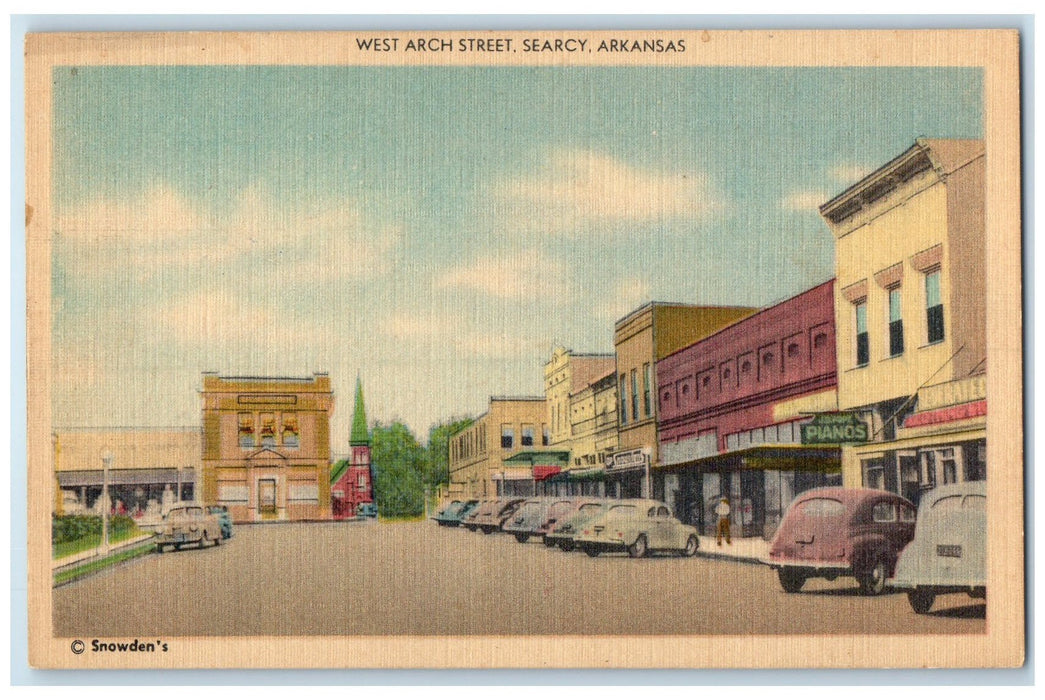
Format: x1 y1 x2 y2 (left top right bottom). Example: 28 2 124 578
52 532 156 572
695 535 769 565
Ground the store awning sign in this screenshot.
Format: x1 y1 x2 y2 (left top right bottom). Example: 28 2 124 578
605 448 649 472
800 413 870 444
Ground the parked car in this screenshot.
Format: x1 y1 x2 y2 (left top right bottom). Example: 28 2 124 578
206 505 233 540
891 481 986 613
767 487 916 595
544 499 609 551
433 499 480 527
461 499 497 531
432 499 464 526
501 497 565 543
469 498 527 534
574 499 699 558
153 505 224 552
357 502 378 519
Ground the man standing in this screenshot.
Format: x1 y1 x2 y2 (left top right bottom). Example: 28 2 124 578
716 497 732 546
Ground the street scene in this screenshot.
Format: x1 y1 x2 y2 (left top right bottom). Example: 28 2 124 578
38 39 1002 654
53 520 984 637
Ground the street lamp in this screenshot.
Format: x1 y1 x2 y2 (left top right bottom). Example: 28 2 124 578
641 447 652 500
99 447 113 555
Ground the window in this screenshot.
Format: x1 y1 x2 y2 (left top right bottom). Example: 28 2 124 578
630 369 639 422
281 415 299 448
900 504 916 522
940 448 958 484
925 269 944 344
357 473 367 488
642 363 652 417
260 413 276 447
522 424 535 447
619 375 628 425
796 498 845 518
542 424 550 446
888 287 904 356
501 425 514 450
787 342 801 358
855 301 869 366
872 502 898 522
238 413 255 449
862 459 885 490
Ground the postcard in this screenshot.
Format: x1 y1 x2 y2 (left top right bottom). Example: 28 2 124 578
25 28 1023 669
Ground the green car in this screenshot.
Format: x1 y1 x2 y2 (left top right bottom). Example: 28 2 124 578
206 505 233 540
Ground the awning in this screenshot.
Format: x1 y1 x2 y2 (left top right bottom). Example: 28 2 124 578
503 450 571 467
546 468 605 483
655 445 841 473
56 468 196 487
904 400 986 428
532 466 562 481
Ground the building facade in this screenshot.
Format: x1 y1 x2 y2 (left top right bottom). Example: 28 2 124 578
53 427 200 519
448 396 549 498
820 139 987 504
656 281 841 537
609 303 757 498
200 373 334 522
331 378 374 519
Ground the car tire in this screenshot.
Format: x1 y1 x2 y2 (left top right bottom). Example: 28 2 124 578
482 526 494 535
778 567 806 593
582 545 600 558
683 535 699 557
857 555 889 596
628 534 649 559
543 536 556 548
907 589 935 614
201 531 211 548
559 541 575 552
514 533 529 543
173 543 182 551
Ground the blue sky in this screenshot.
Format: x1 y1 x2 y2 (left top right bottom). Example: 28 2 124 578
50 65 982 449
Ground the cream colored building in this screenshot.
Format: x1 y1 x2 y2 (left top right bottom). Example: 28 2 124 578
448 396 549 498
820 139 986 500
53 427 201 517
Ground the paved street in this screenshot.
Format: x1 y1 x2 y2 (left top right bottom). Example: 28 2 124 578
54 521 985 637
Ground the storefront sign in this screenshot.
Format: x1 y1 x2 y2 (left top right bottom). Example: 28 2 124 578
800 413 870 444
605 448 649 472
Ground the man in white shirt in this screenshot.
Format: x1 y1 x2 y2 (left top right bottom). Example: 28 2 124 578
715 497 731 546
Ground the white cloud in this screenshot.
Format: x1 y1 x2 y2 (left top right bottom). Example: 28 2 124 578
780 189 830 212
598 277 651 322
380 309 549 362
437 254 569 301
492 149 726 232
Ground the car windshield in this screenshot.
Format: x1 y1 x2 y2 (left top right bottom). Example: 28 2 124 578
795 498 845 518
578 504 602 515
606 505 636 520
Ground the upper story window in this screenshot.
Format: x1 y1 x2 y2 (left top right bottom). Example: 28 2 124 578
630 369 639 422
925 269 944 344
501 424 514 450
642 363 652 418
260 413 277 447
888 287 904 357
282 415 299 448
619 374 628 425
542 424 550 446
238 413 255 449
522 424 535 447
855 300 869 367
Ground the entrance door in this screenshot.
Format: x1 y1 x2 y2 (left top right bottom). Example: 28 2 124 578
258 479 278 518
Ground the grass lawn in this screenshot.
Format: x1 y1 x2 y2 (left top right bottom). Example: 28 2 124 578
52 527 148 559
53 543 156 586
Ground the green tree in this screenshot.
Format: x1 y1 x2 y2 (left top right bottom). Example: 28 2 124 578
371 421 426 518
424 416 473 491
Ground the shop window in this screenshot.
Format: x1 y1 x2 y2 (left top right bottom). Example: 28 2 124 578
501 425 514 450
282 415 299 448
522 424 535 447
888 286 904 357
862 459 885 490
925 269 944 344
238 413 255 449
855 300 869 367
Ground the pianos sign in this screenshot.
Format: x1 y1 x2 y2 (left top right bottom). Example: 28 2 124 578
800 413 870 444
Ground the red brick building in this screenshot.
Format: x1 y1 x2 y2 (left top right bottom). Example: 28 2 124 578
331 378 374 519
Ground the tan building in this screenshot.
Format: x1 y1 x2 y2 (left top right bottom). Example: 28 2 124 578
609 303 757 497
200 373 334 522
820 139 986 501
53 427 200 517
448 396 550 498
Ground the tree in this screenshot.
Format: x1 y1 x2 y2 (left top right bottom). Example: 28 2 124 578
371 421 426 518
424 416 473 491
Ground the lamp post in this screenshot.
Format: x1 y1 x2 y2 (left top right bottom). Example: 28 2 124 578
642 447 652 500
99 447 113 555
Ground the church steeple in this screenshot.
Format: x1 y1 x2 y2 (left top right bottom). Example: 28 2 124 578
349 375 370 446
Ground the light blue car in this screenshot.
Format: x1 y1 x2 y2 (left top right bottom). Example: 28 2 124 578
892 481 986 613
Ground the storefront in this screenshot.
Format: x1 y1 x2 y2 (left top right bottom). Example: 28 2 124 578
56 467 195 518
496 451 570 497
604 448 651 499
543 468 607 497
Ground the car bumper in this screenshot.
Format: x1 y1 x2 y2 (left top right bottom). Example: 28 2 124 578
766 557 852 574
574 537 628 553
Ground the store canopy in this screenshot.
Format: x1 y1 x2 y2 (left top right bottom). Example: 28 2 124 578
532 466 562 481
502 450 571 467
546 468 605 483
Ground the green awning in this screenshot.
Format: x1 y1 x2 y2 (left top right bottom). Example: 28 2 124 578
502 450 571 467
546 468 605 483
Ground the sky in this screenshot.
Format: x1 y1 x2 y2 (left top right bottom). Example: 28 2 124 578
50 65 982 451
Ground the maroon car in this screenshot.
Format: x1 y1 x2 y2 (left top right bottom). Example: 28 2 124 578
767 487 916 595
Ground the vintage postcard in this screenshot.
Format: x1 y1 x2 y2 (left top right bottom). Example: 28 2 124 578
25 29 1023 669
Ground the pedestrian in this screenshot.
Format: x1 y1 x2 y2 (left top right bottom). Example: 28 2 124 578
716 497 732 546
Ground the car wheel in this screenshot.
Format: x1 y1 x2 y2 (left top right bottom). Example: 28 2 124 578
483 526 495 535
628 534 649 559
777 567 806 593
582 545 600 558
559 541 575 552
543 536 556 548
201 531 211 548
907 589 935 614
857 555 889 596
683 535 699 557
514 533 529 543
173 543 182 551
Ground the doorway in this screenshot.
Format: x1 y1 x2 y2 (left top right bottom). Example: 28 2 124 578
258 478 278 519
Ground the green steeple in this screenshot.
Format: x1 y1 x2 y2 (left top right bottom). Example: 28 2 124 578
349 375 370 446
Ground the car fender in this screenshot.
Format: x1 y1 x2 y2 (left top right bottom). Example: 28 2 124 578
850 534 895 573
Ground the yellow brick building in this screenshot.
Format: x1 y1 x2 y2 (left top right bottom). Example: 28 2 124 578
820 139 987 501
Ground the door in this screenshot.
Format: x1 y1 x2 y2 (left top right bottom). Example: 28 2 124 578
258 478 277 518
